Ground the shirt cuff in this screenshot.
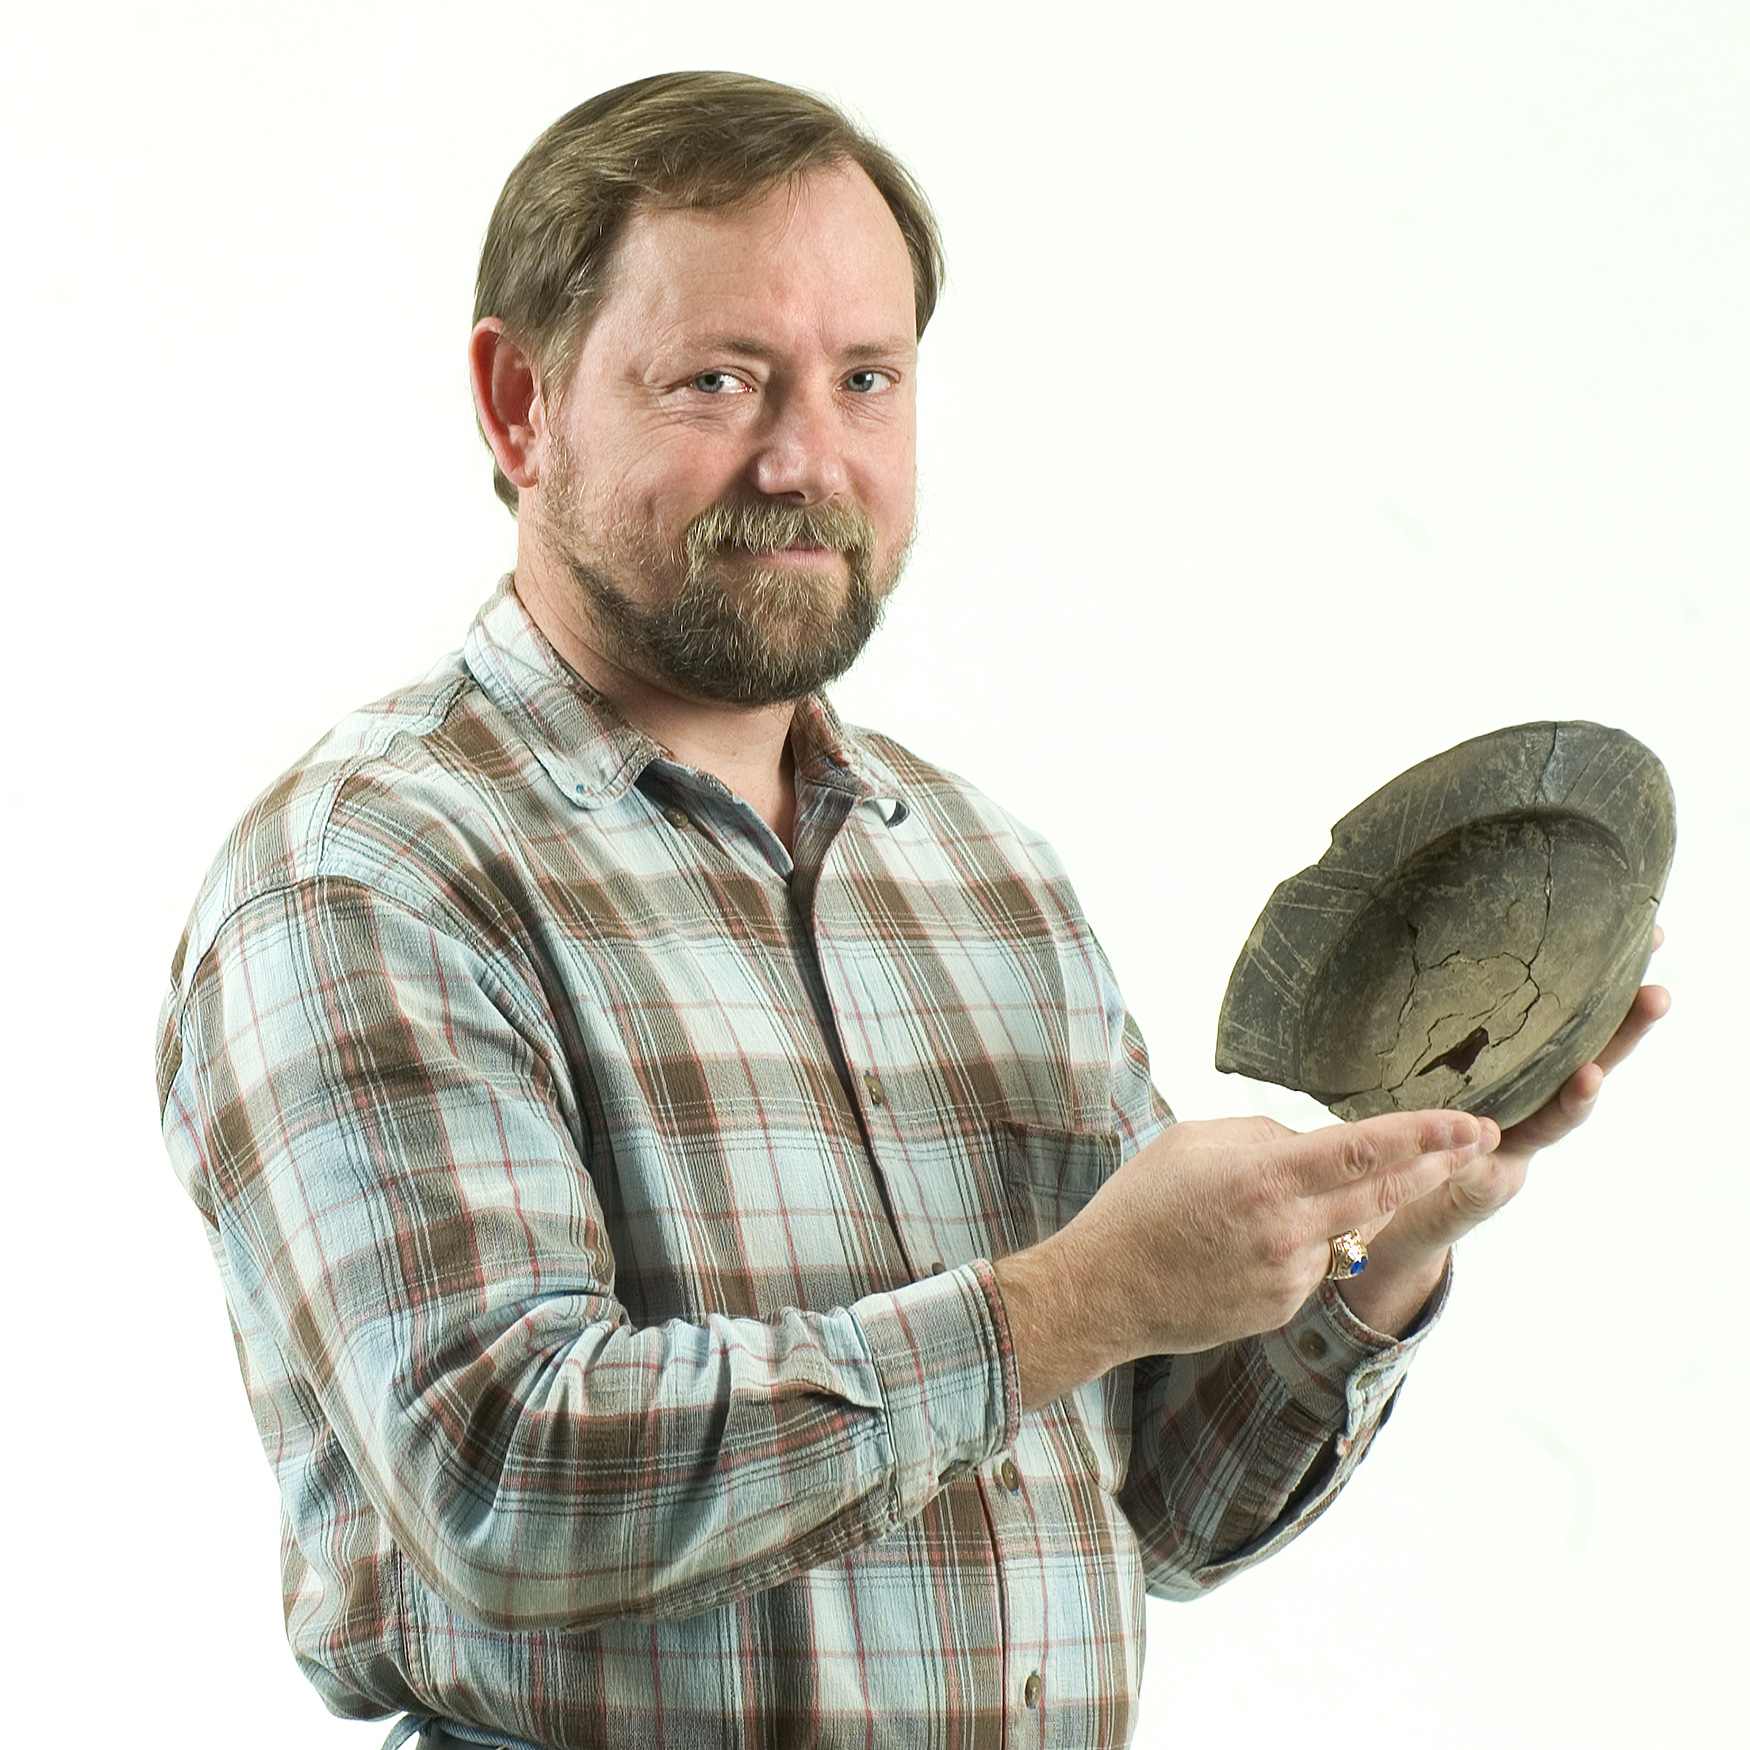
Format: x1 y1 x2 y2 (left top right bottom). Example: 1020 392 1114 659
851 1260 1020 1519
1260 1252 1454 1446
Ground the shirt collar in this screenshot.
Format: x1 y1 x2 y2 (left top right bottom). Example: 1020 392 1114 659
788 693 907 823
462 580 910 822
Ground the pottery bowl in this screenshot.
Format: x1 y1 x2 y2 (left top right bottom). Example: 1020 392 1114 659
1214 722 1674 1130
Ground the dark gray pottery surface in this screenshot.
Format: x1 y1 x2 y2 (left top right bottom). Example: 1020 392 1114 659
1215 721 1675 1130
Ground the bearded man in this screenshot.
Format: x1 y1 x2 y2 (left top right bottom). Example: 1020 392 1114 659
157 72 1665 1750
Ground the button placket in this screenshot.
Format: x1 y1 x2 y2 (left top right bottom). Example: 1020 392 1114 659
813 863 968 1298
990 1437 1048 1736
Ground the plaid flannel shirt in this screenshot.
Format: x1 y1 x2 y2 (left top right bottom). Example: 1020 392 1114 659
157 583 1440 1749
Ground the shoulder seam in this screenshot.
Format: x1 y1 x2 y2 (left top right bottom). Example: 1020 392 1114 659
171 867 555 1054
312 671 475 871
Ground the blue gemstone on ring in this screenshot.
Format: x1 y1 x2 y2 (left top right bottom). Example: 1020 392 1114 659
1347 1257 1367 1276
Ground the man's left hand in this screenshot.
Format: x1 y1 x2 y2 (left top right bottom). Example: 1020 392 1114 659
1337 935 1670 1335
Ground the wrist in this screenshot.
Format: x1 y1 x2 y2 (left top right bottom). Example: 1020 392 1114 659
1336 1244 1448 1337
992 1229 1123 1412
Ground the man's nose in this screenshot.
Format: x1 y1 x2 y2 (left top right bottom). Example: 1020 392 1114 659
749 382 849 503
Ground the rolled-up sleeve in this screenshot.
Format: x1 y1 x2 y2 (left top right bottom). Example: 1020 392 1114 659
161 875 1017 1630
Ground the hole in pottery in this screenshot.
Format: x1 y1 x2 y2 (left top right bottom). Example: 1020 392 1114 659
1417 1025 1491 1078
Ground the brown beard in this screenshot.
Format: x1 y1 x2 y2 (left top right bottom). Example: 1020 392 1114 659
543 447 911 708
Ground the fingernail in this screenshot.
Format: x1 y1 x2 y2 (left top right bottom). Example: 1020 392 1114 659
1446 1118 1494 1150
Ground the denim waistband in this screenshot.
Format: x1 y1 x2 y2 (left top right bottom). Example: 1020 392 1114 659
381 1714 545 1750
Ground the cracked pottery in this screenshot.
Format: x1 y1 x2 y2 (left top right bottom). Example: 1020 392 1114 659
1214 721 1675 1130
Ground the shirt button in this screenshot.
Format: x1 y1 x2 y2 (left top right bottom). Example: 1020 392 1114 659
1023 1672 1042 1708
863 1071 886 1106
1297 1330 1330 1361
927 1260 945 1276
1000 1458 1021 1494
663 806 689 830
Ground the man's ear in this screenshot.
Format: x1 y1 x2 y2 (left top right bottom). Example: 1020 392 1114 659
470 319 548 492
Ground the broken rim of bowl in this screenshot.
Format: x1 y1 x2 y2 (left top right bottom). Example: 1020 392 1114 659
1214 720 1675 1131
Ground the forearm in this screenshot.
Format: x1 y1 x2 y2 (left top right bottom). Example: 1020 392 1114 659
224 1227 1014 1629
275 1280 994 1631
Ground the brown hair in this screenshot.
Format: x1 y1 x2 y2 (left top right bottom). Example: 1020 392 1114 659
474 71 946 512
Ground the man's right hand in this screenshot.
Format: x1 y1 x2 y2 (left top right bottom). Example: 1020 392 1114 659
990 1110 1498 1412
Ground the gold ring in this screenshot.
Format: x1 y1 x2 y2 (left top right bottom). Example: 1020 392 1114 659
1327 1229 1368 1281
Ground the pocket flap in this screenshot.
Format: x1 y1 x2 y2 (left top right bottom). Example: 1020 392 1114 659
996 1119 1124 1205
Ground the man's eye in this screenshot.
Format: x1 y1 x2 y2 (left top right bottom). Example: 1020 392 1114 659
844 369 896 394
691 371 747 395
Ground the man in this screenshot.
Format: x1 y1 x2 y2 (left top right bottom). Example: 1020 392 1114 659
157 72 1664 1749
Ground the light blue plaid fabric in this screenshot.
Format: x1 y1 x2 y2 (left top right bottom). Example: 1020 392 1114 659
159 584 1439 1748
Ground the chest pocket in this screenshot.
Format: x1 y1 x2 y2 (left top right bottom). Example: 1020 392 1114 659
996 1117 1123 1249
998 1118 1135 1496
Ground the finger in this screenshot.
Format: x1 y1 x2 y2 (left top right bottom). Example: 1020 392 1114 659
1653 924 1665 950
1495 1062 1589 1152
1348 1213 1395 1248
1592 983 1670 1076
1278 1108 1495 1196
1301 1115 1501 1237
1497 985 1669 1153
1320 1132 1493 1234
1561 1061 1605 1119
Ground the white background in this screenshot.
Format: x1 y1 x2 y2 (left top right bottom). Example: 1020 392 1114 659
2 4 1743 1745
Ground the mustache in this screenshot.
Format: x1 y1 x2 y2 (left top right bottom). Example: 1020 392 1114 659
683 498 877 575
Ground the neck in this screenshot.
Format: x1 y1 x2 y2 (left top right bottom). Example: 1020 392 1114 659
513 564 800 851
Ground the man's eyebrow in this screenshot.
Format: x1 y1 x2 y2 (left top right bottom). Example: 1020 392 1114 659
838 338 918 364
692 334 917 363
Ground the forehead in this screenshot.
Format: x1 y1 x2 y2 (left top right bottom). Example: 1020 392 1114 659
593 164 918 353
